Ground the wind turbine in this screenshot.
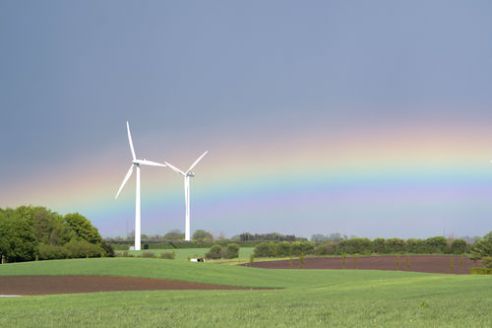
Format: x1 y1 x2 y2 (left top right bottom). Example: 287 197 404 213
115 121 166 251
165 151 208 241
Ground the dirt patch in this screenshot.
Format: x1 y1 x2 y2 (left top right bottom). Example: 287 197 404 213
244 255 480 274
0 275 250 295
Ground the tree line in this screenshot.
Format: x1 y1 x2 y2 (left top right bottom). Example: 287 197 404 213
253 236 473 257
0 206 113 263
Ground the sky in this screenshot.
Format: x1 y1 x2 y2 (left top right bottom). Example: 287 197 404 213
1 0 492 239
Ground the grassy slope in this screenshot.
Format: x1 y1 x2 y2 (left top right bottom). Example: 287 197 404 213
117 247 255 262
1 258 492 327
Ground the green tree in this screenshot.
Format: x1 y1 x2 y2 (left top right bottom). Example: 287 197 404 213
192 229 214 243
223 243 240 259
0 208 38 262
64 213 103 244
470 232 492 260
386 238 406 254
372 238 386 254
450 239 468 254
163 229 185 241
424 236 448 253
205 244 223 259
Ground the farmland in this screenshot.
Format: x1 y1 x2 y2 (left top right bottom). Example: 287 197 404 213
1 257 492 327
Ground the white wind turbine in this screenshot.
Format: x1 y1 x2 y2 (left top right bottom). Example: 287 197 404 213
165 151 208 241
115 121 166 251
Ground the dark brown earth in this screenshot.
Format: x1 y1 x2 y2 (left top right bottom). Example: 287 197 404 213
0 275 248 295
244 255 480 274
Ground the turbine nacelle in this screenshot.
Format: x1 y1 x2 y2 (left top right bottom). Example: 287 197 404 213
114 121 168 251
133 159 166 167
164 150 208 242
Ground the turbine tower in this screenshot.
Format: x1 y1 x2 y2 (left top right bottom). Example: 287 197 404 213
165 151 208 241
115 121 166 251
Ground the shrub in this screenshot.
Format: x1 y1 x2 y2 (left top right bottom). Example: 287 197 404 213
205 245 223 259
254 242 276 257
470 267 492 275
223 243 240 259
481 257 492 268
101 240 115 257
38 244 68 260
291 241 314 256
65 239 105 258
141 251 155 258
159 251 175 260
385 238 406 254
450 239 468 255
337 238 371 255
424 236 447 254
470 232 492 260
314 241 337 255
143 244 149 250
406 239 426 254
275 241 292 257
372 238 386 254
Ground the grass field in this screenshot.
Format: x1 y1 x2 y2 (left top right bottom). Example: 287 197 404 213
116 247 255 262
1 258 492 327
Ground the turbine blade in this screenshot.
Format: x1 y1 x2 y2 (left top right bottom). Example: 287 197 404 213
126 121 136 160
115 165 134 199
138 159 167 167
165 161 186 176
186 151 208 173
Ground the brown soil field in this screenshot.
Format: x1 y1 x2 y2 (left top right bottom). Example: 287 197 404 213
245 255 480 274
0 275 248 296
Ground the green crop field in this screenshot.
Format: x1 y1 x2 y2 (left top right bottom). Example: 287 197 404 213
1 258 491 327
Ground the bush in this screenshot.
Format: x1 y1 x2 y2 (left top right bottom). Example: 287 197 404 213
276 241 292 257
470 232 492 260
314 241 337 255
337 238 371 255
254 242 276 257
385 238 406 254
101 240 115 257
470 267 492 275
372 238 386 254
481 257 492 268
159 251 175 259
65 239 105 258
38 244 68 260
205 245 223 259
291 241 314 256
141 251 156 258
223 243 240 259
450 239 468 255
424 236 447 254
406 239 426 254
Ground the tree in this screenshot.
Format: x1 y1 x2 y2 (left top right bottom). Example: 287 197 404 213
372 238 386 254
192 230 214 243
424 236 448 253
163 229 185 241
64 213 103 244
223 243 240 259
385 238 406 254
205 245 223 259
450 239 468 254
0 208 38 263
470 232 492 260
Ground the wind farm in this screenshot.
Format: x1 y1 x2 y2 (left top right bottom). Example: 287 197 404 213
2 1 492 328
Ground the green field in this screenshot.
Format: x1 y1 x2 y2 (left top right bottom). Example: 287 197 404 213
117 247 255 262
1 258 491 327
